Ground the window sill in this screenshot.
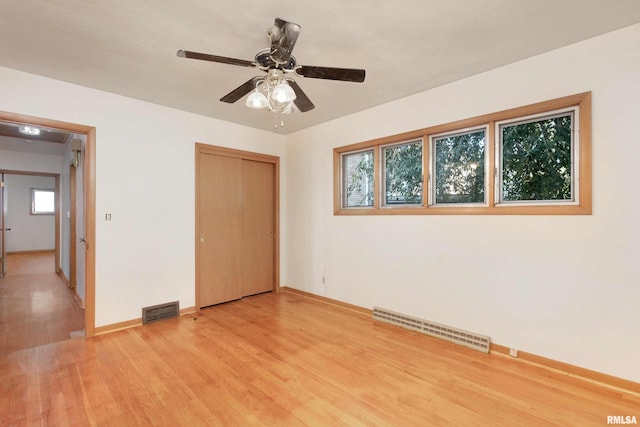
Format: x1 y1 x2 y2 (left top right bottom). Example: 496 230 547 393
335 204 591 216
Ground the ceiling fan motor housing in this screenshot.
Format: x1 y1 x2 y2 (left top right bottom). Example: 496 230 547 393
255 48 297 70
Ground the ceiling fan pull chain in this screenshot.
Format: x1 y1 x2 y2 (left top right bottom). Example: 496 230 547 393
272 111 285 129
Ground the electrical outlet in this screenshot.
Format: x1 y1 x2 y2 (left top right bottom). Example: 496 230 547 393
509 348 518 358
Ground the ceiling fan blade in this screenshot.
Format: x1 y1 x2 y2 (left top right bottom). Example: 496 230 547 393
296 65 366 83
288 80 315 112
268 18 301 65
220 77 262 103
177 50 255 68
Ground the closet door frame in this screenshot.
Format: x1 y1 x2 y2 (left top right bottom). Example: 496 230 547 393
195 143 280 311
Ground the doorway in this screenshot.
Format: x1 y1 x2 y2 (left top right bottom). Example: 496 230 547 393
195 144 280 309
0 111 96 336
0 172 60 277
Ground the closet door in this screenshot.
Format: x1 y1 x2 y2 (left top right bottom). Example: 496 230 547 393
198 153 242 307
241 160 275 297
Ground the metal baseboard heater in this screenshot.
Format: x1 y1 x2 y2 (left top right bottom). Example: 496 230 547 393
142 301 180 325
373 307 490 353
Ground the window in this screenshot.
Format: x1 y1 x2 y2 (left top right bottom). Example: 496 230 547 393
31 188 55 215
431 128 486 205
498 110 575 204
342 149 374 208
334 92 591 215
383 140 423 206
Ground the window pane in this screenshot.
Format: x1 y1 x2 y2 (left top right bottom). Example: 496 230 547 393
383 140 422 206
433 130 486 204
342 150 374 208
501 113 573 202
32 189 55 214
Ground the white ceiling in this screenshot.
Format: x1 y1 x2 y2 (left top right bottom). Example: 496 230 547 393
1 1 640 135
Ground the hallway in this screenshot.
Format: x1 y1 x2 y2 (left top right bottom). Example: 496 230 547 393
0 252 84 355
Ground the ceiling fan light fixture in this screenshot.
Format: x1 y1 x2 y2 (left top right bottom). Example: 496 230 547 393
178 18 365 127
271 82 296 103
246 90 268 109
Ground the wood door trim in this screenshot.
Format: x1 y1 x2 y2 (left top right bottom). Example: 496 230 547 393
0 173 4 277
0 111 96 337
196 143 280 164
70 164 77 288
195 143 280 311
55 175 61 274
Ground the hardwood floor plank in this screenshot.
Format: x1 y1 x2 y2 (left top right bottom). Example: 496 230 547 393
6 251 56 276
0 253 85 355
1 291 638 425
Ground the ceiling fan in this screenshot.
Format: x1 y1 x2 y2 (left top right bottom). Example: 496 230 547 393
177 18 366 123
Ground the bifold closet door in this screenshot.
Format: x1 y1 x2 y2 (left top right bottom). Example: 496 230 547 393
198 154 275 308
199 153 243 307
241 160 275 297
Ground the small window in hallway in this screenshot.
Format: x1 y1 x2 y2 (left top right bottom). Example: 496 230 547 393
31 188 55 214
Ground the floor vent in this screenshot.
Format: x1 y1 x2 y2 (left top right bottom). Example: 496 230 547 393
372 307 490 353
142 301 180 325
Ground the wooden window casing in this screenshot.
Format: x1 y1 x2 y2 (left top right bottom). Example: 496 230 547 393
333 92 592 215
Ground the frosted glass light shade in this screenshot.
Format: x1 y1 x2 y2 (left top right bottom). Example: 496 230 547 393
246 90 268 108
271 82 296 103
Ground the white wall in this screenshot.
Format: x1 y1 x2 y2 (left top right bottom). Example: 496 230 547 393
4 174 55 252
284 24 640 383
0 65 286 328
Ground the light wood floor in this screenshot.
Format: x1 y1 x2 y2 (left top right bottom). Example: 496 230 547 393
1 291 638 426
0 252 84 355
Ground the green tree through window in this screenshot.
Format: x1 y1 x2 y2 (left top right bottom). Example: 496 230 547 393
344 150 374 207
384 141 422 205
501 113 573 201
434 130 485 204
335 92 589 214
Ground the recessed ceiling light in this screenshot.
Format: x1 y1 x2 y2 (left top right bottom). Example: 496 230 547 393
19 125 40 136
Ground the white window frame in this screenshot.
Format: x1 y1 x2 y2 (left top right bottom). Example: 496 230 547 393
381 138 424 208
428 126 489 207
495 106 579 207
341 148 375 209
